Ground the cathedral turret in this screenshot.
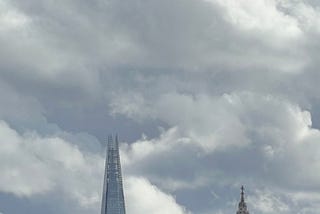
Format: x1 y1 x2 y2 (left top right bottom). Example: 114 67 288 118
236 186 249 214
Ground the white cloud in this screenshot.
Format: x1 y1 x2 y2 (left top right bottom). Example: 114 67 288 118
115 92 311 151
277 0 320 34
118 91 320 213
0 120 103 210
0 120 190 213
125 177 189 214
0 0 29 31
110 92 150 121
208 0 302 40
1 0 320 213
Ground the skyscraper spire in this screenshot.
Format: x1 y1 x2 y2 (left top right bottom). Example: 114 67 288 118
236 186 249 214
101 135 126 214
240 186 244 202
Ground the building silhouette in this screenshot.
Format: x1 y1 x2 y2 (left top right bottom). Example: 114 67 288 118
236 186 249 214
100 135 250 214
101 135 126 214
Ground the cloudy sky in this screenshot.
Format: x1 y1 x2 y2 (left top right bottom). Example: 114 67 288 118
1 0 320 213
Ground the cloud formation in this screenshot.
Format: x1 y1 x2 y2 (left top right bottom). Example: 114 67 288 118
118 92 320 213
1 0 320 213
0 120 102 206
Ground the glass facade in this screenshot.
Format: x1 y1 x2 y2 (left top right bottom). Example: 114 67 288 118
101 136 126 214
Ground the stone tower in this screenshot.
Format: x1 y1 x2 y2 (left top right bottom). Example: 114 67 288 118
236 186 249 214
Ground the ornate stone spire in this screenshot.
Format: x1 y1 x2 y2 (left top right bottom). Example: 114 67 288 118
236 186 249 214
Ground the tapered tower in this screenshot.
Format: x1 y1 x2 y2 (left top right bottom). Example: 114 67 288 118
101 135 126 214
236 186 249 214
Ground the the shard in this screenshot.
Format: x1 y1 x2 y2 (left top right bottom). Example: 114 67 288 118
101 135 126 214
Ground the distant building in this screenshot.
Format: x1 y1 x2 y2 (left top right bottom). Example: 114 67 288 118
236 186 249 214
101 135 126 214
100 135 251 214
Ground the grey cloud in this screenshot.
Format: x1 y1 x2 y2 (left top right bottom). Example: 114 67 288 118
0 119 189 214
119 92 320 213
1 0 320 213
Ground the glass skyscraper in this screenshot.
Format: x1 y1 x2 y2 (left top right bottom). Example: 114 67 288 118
101 135 126 214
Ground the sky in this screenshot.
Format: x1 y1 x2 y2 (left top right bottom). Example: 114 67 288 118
1 0 320 213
